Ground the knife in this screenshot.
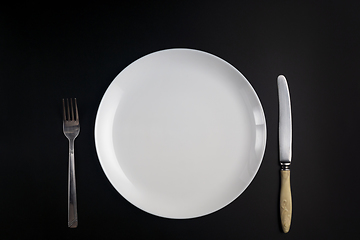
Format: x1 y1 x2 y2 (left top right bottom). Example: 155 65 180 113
278 75 292 233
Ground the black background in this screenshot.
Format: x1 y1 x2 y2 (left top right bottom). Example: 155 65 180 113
1 1 360 239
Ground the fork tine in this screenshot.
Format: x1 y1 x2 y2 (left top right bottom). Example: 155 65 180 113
66 98 71 121
70 98 75 121
74 98 79 121
62 99 66 121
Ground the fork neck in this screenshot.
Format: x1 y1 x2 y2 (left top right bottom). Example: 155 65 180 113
69 139 75 153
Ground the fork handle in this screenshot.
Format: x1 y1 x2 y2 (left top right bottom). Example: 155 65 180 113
68 139 78 228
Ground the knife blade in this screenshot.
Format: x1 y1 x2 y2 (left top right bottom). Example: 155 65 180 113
277 75 292 233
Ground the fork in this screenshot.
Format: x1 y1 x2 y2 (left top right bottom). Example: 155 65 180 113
62 98 80 228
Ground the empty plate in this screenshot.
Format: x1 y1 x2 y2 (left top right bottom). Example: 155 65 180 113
95 48 266 218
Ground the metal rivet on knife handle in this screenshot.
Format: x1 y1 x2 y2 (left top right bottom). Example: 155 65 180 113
277 75 292 233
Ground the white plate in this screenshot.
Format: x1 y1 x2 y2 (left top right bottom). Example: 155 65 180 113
95 49 266 219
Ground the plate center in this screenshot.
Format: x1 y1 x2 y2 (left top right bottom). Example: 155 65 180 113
112 72 253 200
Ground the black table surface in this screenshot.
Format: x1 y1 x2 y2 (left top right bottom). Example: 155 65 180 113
1 2 360 239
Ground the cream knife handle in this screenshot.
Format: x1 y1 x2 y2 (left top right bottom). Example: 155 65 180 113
280 169 292 233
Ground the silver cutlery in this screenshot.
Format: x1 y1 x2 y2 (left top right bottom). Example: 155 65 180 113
278 75 292 233
62 98 80 228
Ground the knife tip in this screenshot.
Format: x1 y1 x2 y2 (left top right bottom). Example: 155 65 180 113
277 75 288 86
277 75 286 81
